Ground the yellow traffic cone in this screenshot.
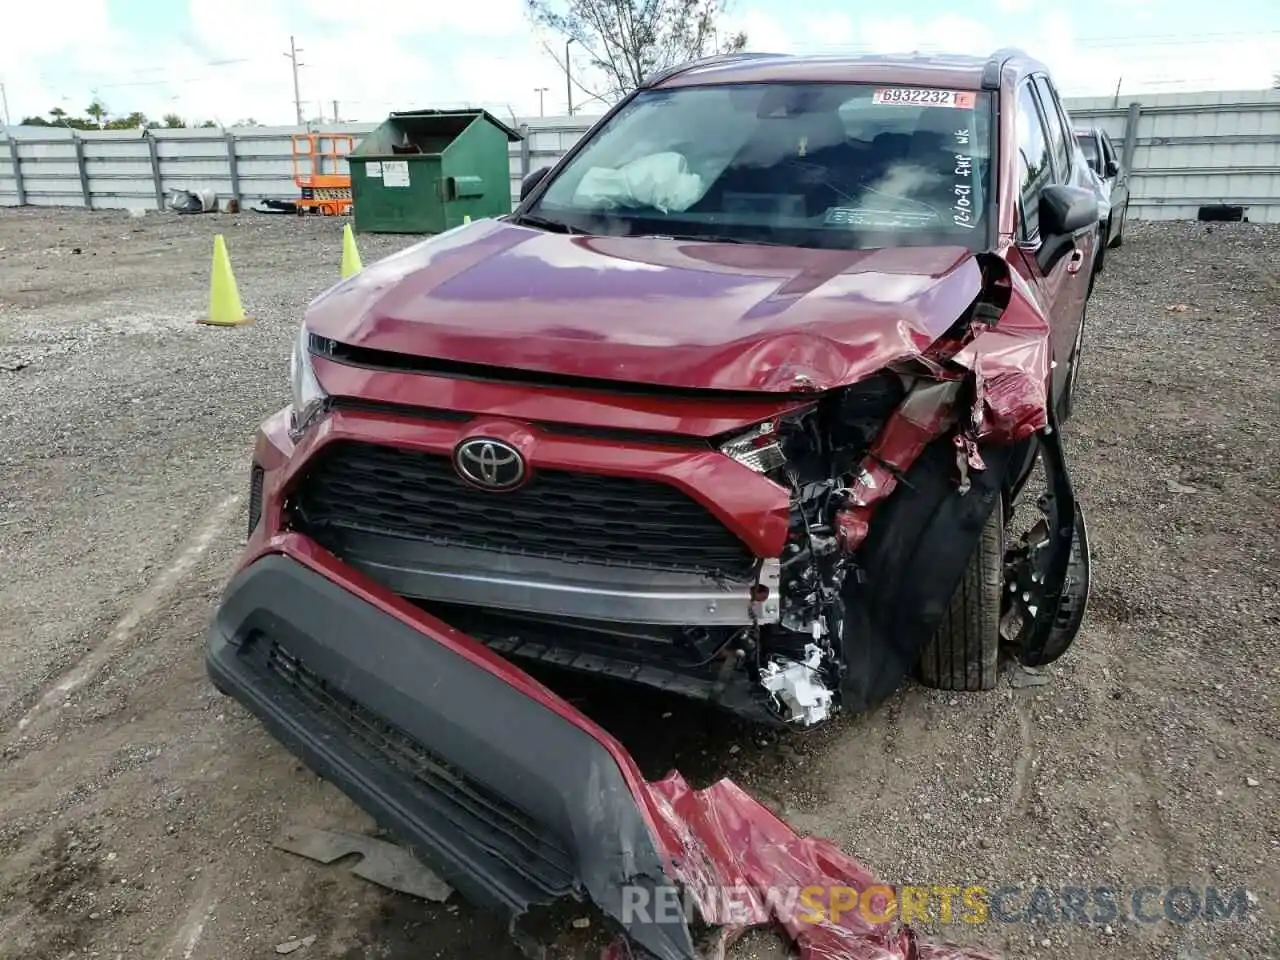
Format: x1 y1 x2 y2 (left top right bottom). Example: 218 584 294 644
200 234 252 326
341 223 363 279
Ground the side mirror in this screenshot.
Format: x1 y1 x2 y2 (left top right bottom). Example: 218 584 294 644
1040 184 1100 238
1036 184 1100 274
1104 158 1120 178
520 166 551 201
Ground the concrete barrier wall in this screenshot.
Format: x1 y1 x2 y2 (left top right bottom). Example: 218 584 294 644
3 88 1277 222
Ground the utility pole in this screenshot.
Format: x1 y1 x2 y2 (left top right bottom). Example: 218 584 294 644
565 38 575 116
534 87 548 118
284 36 305 125
0 82 10 127
332 100 340 123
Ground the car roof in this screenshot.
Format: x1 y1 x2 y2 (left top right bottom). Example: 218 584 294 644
647 49 1052 93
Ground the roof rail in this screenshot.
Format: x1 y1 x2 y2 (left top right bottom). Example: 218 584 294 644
981 47 1026 89
640 51 786 89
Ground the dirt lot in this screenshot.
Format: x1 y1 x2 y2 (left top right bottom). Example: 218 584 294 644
0 207 1276 960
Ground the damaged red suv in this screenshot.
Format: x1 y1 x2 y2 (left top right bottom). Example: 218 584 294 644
208 49 1099 960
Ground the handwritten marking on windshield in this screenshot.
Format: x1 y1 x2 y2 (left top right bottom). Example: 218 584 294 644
952 128 977 231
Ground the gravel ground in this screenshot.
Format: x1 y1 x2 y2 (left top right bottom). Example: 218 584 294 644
0 208 1276 960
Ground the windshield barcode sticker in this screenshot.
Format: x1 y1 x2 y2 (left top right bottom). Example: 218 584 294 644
825 207 938 227
872 88 976 108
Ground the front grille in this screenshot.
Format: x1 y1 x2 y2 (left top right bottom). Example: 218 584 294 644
289 440 757 577
262 639 575 890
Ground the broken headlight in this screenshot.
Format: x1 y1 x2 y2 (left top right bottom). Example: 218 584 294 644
289 324 328 439
719 419 787 474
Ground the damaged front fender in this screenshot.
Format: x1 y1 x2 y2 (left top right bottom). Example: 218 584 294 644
950 260 1054 446
823 250 1077 711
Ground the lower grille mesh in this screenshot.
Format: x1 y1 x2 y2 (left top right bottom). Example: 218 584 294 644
261 638 575 889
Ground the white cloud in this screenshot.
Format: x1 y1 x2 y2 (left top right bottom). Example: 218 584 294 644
725 8 1278 99
1 0 1275 128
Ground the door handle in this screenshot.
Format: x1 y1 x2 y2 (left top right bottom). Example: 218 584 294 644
1066 248 1085 275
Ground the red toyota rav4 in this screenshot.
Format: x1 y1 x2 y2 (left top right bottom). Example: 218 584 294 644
208 49 1099 959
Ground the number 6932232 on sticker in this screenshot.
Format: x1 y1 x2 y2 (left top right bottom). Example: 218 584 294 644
872 88 976 109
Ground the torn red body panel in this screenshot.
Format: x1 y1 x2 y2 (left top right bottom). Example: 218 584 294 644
834 255 1053 553
951 265 1053 446
834 379 962 552
600 773 1000 960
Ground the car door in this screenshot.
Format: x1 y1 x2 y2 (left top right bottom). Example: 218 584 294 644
1009 76 1092 411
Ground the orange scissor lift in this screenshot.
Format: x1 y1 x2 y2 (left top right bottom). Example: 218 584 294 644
292 133 355 216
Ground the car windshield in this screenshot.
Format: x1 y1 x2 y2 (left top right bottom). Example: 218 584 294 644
525 82 994 250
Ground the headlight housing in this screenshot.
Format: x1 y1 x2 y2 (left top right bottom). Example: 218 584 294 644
289 324 328 439
719 418 787 474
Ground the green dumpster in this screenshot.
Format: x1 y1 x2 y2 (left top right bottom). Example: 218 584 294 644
348 109 523 234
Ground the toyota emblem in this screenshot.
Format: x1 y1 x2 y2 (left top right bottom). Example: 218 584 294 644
453 437 526 490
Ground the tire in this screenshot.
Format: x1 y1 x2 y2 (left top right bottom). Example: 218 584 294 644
1094 219 1109 273
917 495 1003 692
1108 201 1126 248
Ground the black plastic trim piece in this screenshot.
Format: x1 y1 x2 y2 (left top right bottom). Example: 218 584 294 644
247 463 265 536
837 437 1016 712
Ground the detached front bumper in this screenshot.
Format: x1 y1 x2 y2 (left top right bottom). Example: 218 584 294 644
207 547 697 960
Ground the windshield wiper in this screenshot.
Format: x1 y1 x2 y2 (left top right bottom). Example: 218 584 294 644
641 233 786 246
514 213 580 234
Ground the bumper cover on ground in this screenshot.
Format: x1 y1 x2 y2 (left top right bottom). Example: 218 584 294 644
207 553 696 960
209 551 998 960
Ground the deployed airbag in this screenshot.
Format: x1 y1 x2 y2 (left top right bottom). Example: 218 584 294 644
573 152 708 213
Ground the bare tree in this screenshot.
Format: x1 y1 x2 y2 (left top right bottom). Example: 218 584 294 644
527 0 747 101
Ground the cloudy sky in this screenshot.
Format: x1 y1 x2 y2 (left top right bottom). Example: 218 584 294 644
2 0 1277 127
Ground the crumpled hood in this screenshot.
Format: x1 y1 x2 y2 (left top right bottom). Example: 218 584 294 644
306 219 984 393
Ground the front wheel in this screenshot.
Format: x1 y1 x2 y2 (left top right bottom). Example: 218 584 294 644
917 496 1003 692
